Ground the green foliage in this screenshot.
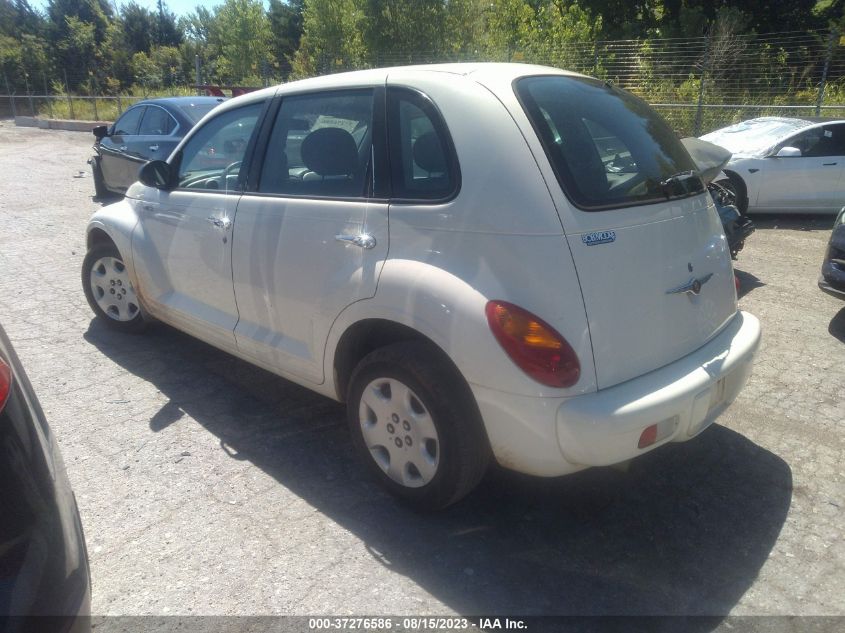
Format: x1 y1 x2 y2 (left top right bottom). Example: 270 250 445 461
269 0 303 73
213 0 273 82
0 0 842 129
292 0 367 76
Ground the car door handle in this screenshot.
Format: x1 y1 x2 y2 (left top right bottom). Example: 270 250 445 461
207 216 231 230
149 144 159 151
335 233 376 249
823 162 837 166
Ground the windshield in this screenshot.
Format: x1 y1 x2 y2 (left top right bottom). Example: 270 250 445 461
516 76 701 210
701 117 813 156
178 102 222 124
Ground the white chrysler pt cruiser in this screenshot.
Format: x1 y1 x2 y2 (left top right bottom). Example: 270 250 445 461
82 64 762 509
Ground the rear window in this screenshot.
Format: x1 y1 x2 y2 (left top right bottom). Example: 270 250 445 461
516 76 701 210
179 102 222 123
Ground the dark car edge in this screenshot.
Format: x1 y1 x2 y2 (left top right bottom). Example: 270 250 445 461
0 325 91 633
820 206 845 300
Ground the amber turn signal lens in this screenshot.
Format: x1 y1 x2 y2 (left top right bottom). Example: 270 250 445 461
485 300 580 388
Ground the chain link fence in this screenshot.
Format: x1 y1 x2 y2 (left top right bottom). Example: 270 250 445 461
2 28 844 136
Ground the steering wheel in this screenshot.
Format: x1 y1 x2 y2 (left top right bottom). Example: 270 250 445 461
223 161 243 180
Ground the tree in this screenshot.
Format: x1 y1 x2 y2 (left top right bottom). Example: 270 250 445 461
268 0 303 74
485 0 535 59
46 0 113 88
179 6 216 84
154 0 182 48
362 0 447 63
121 1 156 55
0 0 49 91
291 0 367 77
214 0 273 82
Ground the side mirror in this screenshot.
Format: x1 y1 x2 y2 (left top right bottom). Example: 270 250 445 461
93 125 109 140
138 160 174 190
775 146 802 158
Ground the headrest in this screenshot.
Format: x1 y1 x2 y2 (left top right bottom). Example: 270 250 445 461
301 127 358 177
413 131 447 174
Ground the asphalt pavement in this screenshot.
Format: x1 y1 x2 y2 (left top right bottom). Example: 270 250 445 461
0 121 842 621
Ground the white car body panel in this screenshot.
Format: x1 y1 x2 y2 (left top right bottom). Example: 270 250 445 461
475 67 738 389
232 197 389 384
732 154 844 212
86 63 761 478
131 188 241 351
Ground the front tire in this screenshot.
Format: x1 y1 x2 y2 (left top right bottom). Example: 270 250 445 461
91 157 110 200
82 243 147 333
347 341 490 510
719 172 748 215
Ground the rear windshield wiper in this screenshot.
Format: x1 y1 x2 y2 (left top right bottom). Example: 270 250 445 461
660 170 704 199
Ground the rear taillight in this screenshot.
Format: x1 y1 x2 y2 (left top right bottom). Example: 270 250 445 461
0 358 11 412
485 300 580 388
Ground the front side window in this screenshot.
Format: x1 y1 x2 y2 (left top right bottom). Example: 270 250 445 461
176 102 262 192
139 106 176 136
783 124 845 157
387 87 457 201
113 107 144 136
516 76 701 210
259 90 374 198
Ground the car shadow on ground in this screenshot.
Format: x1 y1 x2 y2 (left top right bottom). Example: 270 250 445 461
829 307 845 343
83 321 792 625
733 268 765 299
748 213 835 232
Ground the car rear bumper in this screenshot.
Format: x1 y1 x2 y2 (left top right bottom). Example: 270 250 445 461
819 276 845 299
472 311 761 476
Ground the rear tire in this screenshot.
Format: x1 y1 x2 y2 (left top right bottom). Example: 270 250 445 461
347 341 490 510
82 243 147 333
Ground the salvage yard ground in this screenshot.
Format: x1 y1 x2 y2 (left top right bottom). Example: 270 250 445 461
0 120 842 619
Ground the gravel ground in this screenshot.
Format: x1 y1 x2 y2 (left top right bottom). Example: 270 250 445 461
0 121 842 621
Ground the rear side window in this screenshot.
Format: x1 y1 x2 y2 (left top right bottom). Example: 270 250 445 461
259 89 374 199
387 87 458 201
113 106 144 136
516 76 700 210
138 106 176 136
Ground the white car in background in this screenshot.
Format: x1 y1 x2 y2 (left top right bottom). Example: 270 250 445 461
701 116 845 214
81 64 761 509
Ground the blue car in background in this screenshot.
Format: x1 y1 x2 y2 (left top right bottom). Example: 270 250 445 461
89 96 225 198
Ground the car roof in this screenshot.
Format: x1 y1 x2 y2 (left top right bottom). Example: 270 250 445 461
210 63 585 116
718 115 845 130
135 96 228 108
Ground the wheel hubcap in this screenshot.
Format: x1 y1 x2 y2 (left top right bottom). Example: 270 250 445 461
359 378 439 488
89 256 140 322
